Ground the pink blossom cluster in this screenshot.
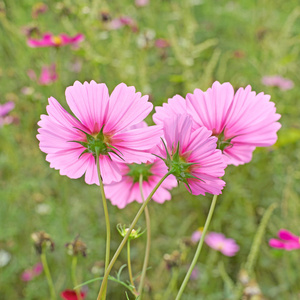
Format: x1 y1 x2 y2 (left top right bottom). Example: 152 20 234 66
37 80 280 208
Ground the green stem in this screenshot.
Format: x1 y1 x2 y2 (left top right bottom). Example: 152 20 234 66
127 240 138 295
138 174 151 299
175 194 219 300
96 153 111 299
71 256 82 300
40 249 57 300
97 172 171 300
163 268 179 299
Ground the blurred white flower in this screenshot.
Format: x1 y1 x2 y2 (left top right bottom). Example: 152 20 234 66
35 203 52 215
0 250 11 267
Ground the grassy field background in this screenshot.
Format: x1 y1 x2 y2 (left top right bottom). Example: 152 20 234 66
1 0 300 299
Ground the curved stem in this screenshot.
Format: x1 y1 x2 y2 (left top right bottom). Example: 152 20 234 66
127 240 138 295
96 153 111 299
138 174 151 299
175 194 219 300
71 256 82 300
97 172 171 300
41 249 57 300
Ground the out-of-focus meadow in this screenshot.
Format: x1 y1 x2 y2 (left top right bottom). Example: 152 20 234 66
1 0 300 299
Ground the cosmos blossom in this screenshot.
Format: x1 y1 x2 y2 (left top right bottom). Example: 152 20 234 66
156 114 226 195
21 262 43 281
262 75 294 91
0 101 14 127
37 81 162 185
61 289 87 300
27 33 84 48
205 232 239 256
154 82 281 166
269 229 300 251
28 64 58 85
105 159 177 208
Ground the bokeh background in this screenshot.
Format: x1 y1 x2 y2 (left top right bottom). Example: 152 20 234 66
1 0 300 299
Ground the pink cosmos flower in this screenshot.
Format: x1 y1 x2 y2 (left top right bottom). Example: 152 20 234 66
0 101 14 127
61 289 86 300
269 229 300 251
27 33 84 48
191 228 203 243
205 232 239 256
28 64 58 85
135 0 149 7
105 158 177 208
156 114 226 195
21 262 43 281
186 82 281 165
37 81 162 185
108 16 138 32
262 75 294 91
154 82 281 166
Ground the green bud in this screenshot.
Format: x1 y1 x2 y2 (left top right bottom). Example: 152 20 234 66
116 224 144 240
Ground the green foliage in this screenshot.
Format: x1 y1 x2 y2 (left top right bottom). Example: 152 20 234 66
1 0 300 299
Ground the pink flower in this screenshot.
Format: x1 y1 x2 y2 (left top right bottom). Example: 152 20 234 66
61 289 86 300
154 82 281 166
21 262 43 281
135 0 149 7
105 159 177 208
186 82 281 165
27 33 84 48
155 38 170 48
156 114 226 195
205 232 239 256
191 228 203 243
262 76 294 91
0 101 14 127
108 16 138 32
269 229 300 251
28 64 58 86
37 81 162 185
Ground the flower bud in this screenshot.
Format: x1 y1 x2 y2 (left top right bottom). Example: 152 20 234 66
31 231 54 254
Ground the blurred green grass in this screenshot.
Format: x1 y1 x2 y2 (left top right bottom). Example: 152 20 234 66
1 0 300 299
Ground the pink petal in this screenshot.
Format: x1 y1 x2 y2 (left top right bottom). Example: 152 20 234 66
65 81 110 133
105 83 153 132
153 95 187 125
278 229 299 242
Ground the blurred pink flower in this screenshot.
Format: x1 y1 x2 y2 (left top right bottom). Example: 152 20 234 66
21 262 43 281
32 2 48 19
135 0 149 7
28 64 58 86
61 289 86 300
205 232 239 256
155 38 170 48
27 33 84 48
191 228 203 243
105 159 177 208
156 114 226 195
37 81 162 185
154 82 281 166
108 16 138 32
0 101 14 127
262 75 294 91
269 229 300 251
